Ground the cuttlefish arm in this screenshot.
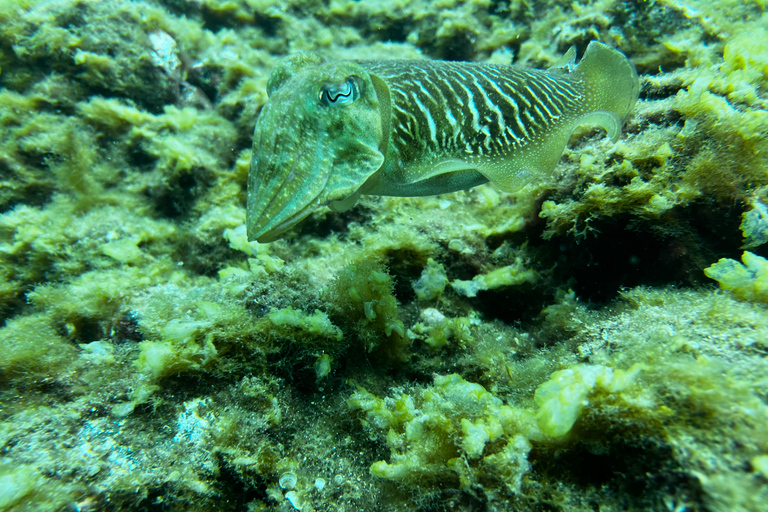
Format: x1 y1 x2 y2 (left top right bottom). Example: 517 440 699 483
247 42 638 242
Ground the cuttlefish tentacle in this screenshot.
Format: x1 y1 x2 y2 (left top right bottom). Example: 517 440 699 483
247 41 639 243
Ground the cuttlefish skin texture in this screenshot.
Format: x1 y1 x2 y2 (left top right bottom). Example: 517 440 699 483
247 42 639 243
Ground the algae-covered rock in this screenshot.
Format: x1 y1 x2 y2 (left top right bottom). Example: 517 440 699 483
2 0 768 511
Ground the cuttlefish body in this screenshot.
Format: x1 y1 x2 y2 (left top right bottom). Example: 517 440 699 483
247 42 638 243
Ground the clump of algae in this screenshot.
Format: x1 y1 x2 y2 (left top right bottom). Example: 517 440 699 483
2 0 768 510
705 251 768 303
412 258 449 301
349 364 640 486
326 258 408 361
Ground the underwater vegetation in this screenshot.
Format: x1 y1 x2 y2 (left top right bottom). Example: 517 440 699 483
1 0 768 511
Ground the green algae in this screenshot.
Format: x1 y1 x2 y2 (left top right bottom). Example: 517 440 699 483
322 258 410 362
705 251 768 303
1 0 768 511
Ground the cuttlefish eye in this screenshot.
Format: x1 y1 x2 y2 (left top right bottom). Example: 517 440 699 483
319 77 361 107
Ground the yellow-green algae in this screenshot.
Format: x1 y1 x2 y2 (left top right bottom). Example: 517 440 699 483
1 0 768 511
705 251 768 303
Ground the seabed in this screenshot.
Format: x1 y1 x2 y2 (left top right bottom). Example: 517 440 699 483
1 1 768 511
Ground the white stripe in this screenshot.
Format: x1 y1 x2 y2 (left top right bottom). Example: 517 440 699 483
411 92 437 146
533 93 558 121
533 104 550 125
533 79 564 113
476 70 525 146
481 125 492 151
512 83 532 108
433 70 460 142
495 80 529 139
472 73 507 142
393 104 420 138
524 110 540 128
455 80 481 133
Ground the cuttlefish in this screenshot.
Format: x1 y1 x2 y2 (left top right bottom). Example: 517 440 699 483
246 41 639 243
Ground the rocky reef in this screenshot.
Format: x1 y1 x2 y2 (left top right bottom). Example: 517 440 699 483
1 0 768 511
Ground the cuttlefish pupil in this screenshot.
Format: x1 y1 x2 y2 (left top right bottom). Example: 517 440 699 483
320 78 360 106
246 42 639 243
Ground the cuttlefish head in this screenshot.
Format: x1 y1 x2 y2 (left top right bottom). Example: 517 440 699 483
246 53 389 243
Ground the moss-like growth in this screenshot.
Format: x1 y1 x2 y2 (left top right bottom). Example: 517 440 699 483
0 314 75 377
327 259 408 361
740 195 768 249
